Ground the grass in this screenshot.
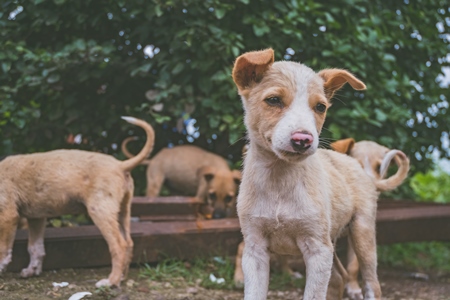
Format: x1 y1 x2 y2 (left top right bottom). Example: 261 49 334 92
139 256 305 291
378 242 450 272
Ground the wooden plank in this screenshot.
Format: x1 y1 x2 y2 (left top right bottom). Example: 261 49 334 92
8 201 450 272
376 217 450 245
8 219 242 272
131 196 201 216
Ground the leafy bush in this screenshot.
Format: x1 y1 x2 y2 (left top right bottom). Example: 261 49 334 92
378 242 450 272
1 1 448 194
410 166 450 203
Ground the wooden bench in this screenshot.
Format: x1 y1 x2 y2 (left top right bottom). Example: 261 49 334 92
8 197 450 272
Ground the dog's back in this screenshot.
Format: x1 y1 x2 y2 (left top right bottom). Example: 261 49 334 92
149 145 230 194
0 149 129 218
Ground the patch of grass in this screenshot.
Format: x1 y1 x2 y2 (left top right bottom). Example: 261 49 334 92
139 256 305 291
378 242 450 272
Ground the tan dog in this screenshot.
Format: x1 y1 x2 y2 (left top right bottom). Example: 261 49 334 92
331 138 409 299
232 49 385 299
0 117 154 287
122 140 241 219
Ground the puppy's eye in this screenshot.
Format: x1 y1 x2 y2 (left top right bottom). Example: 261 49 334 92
265 97 283 107
224 195 233 203
208 192 217 201
315 103 327 113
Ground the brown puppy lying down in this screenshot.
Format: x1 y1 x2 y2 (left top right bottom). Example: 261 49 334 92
232 48 383 299
0 117 154 287
122 139 241 219
331 138 409 299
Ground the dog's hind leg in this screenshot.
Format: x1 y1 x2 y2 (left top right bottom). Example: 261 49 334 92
117 188 134 279
345 237 363 300
88 196 130 288
233 241 245 288
0 203 19 273
145 164 165 197
349 216 381 300
20 218 46 277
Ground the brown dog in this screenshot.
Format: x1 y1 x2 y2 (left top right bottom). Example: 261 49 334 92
232 48 384 299
331 138 409 299
122 139 241 218
0 117 154 287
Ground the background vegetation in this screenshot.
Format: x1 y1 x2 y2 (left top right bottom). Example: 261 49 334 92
1 0 449 196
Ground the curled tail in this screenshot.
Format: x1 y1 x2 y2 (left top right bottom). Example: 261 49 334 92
121 135 151 165
374 149 410 191
120 117 155 171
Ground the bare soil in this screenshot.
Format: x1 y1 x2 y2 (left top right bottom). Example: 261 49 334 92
0 266 449 300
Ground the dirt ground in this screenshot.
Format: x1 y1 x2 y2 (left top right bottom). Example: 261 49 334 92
1 266 449 300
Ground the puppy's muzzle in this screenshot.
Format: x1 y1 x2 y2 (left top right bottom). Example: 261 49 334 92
290 131 313 152
212 209 227 219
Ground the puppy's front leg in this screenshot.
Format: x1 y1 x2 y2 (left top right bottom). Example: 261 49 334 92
242 234 270 300
298 237 334 300
21 218 46 277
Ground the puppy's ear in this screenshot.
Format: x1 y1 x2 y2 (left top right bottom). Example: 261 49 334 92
232 48 275 91
331 138 355 154
232 170 242 185
197 166 215 182
318 69 366 99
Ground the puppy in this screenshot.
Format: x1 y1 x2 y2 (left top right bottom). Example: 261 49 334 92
331 138 409 189
0 117 154 287
122 139 241 219
232 49 383 299
331 138 409 300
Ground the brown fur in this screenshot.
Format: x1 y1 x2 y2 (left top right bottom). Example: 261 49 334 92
121 140 241 219
0 117 154 287
331 138 410 299
232 49 381 300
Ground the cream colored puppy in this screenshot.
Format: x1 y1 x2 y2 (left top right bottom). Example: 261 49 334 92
232 49 382 300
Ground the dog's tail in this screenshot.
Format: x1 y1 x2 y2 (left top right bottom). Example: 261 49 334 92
373 150 410 191
121 136 152 165
120 117 155 171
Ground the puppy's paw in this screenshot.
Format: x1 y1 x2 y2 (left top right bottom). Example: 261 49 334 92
20 266 42 278
345 283 363 300
291 271 303 279
95 278 112 288
234 278 244 289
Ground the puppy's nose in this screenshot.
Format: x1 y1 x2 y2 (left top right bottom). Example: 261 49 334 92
212 209 227 219
290 131 313 152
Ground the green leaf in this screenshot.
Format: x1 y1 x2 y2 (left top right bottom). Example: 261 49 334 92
155 5 163 17
214 8 226 19
172 62 184 75
253 24 270 37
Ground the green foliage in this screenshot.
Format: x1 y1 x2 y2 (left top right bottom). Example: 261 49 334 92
1 0 449 194
378 242 450 272
410 166 450 203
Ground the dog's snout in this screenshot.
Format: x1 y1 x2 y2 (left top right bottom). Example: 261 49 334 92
212 209 227 219
290 131 313 152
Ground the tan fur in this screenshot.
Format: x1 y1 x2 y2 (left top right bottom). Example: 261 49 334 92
0 117 154 288
121 140 241 219
331 138 410 299
232 49 382 300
